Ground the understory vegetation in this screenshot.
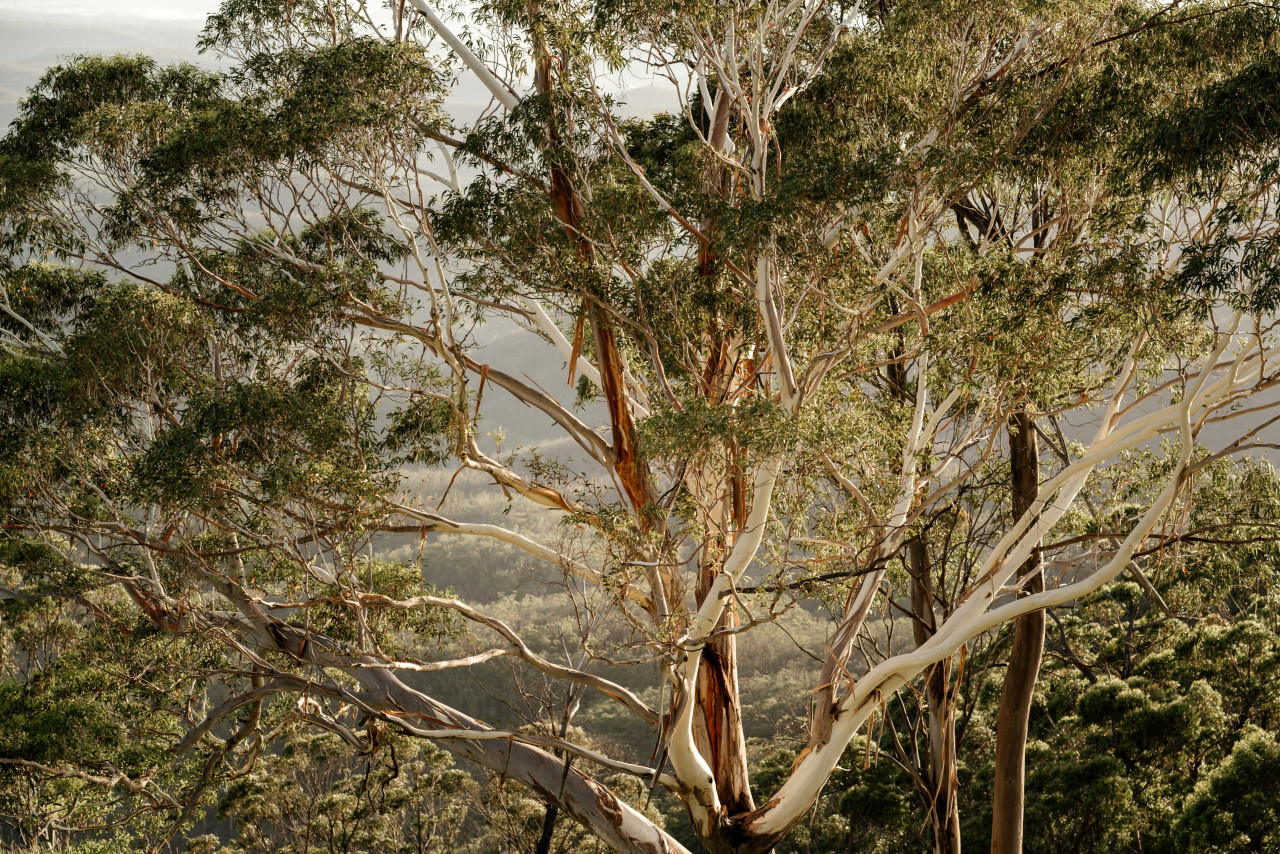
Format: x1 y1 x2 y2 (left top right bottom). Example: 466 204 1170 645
6 468 1280 854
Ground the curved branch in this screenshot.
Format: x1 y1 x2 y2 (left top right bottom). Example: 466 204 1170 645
350 590 659 725
386 502 653 610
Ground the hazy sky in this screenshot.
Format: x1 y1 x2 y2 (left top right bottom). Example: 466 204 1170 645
0 3 221 125
0 0 218 20
0 1 671 128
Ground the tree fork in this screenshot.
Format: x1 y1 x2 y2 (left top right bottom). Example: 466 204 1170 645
991 410 1047 854
683 364 757 826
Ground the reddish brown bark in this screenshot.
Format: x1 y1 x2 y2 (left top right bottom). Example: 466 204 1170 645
686 345 755 819
591 310 654 513
694 544 755 817
991 411 1046 854
684 83 756 823
533 40 654 516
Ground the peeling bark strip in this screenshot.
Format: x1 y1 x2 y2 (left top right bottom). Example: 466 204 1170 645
991 412 1047 854
592 309 656 513
534 34 654 517
694 550 755 818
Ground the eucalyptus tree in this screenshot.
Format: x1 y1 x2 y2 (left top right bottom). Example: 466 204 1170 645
3 2 1280 854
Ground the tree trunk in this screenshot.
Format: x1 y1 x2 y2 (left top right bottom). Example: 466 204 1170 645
535 690 580 854
685 441 755 821
926 664 962 854
694 558 755 816
909 537 962 854
687 83 756 823
991 411 1046 854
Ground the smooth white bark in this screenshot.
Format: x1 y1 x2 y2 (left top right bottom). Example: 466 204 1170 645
666 455 785 830
407 0 521 111
749 318 1257 839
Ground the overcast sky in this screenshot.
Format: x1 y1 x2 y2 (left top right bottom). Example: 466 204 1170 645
0 0 217 20
0 3 225 124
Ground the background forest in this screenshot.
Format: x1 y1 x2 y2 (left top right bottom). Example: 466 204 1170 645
4 1 1280 853
9 470 1280 854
